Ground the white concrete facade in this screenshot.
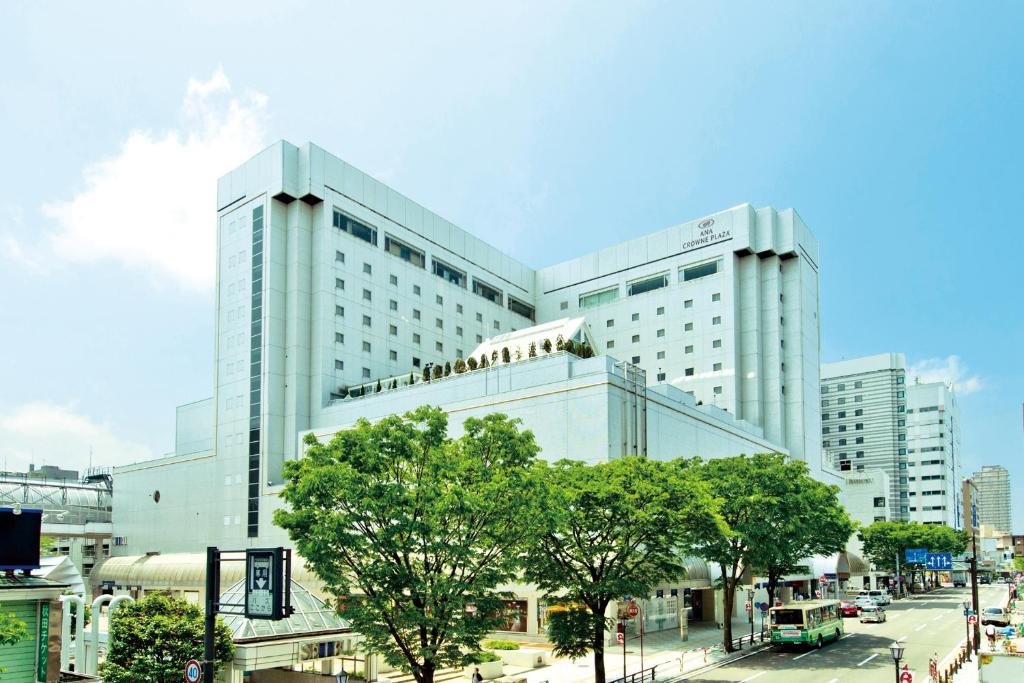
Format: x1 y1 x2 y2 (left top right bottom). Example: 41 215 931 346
973 464 1012 534
838 470 891 527
906 382 961 527
821 353 909 520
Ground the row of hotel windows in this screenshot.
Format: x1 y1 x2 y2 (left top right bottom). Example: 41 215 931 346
333 208 535 321
909 490 945 497
906 405 941 413
333 334 468 355
822 409 865 419
607 335 723 349
822 395 906 407
334 305 501 335
333 348 463 379
822 423 866 433
577 258 724 309
821 375 904 393
910 506 947 512
909 474 947 481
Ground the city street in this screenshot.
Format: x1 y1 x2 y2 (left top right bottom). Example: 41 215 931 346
677 586 1007 683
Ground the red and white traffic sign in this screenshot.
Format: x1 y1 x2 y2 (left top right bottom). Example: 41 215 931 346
815 590 822 599
616 632 625 645
626 602 639 618
744 601 752 612
968 614 978 625
184 659 202 683
899 669 913 683
819 576 829 585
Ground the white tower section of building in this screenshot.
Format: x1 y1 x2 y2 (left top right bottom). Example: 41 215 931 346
906 381 961 527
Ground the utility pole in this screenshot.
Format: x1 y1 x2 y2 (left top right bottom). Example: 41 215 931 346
895 550 902 599
970 530 981 652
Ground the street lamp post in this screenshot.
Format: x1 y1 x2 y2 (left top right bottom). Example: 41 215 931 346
889 641 905 683
963 600 972 660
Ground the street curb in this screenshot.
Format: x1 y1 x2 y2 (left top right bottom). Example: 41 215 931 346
661 642 772 681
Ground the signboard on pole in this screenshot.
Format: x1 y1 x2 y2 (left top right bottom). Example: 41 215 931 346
968 614 978 625
926 553 953 570
616 632 625 645
185 659 202 683
245 548 285 619
626 602 640 618
819 576 829 585
905 548 927 564
899 669 913 683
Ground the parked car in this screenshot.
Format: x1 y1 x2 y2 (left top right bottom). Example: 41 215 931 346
860 606 887 623
979 575 991 585
952 577 967 588
854 596 878 610
840 601 860 617
981 607 1009 627
857 590 892 606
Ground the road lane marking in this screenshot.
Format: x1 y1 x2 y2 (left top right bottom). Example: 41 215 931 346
826 679 838 683
739 673 766 683
857 653 878 666
898 635 908 642
915 624 927 631
793 649 817 660
841 633 856 639
933 615 943 621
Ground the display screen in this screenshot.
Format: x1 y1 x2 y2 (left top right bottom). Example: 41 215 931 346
0 508 43 570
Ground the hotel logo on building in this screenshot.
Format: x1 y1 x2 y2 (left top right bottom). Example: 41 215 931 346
682 214 732 252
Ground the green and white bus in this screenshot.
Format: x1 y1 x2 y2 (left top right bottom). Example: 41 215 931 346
769 600 845 648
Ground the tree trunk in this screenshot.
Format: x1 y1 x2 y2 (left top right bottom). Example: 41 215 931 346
417 660 434 683
592 618 607 683
722 577 735 652
766 572 778 610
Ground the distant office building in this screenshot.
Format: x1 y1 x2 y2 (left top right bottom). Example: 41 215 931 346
906 382 961 527
821 353 908 520
839 470 891 527
973 465 1012 533
963 478 979 535
27 464 79 480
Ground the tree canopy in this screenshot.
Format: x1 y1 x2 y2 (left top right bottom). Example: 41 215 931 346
859 521 969 573
274 406 548 683
100 594 234 683
524 456 719 683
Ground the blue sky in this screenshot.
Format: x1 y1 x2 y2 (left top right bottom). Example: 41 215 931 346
1 1 1021 528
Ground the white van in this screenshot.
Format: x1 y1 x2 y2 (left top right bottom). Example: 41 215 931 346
857 589 891 606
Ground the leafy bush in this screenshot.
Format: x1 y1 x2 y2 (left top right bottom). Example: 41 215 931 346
467 357 479 371
501 347 511 364
444 361 452 377
432 364 443 379
470 650 502 663
483 639 521 650
555 334 565 351
528 342 537 358
541 338 552 353
454 358 467 374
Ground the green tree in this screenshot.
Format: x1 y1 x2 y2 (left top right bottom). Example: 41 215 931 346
501 347 511 364
690 453 840 651
454 358 467 374
467 356 479 371
1014 557 1024 571
432 364 443 380
100 594 233 683
39 535 56 557
528 342 537 358
480 354 489 368
444 361 452 376
0 610 30 677
555 334 565 351
524 457 718 683
860 521 968 589
423 366 431 382
274 407 548 683
541 338 552 353
747 463 855 607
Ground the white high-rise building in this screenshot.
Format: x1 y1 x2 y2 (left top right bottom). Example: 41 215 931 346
973 465 1012 534
906 382 961 527
821 354 909 520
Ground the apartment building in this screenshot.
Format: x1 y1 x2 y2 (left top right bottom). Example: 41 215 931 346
906 381 961 527
973 464 1012 533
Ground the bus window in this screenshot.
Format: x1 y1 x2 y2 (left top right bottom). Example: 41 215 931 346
771 609 804 626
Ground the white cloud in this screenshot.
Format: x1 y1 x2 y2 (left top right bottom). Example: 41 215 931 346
0 204 46 272
907 355 982 395
0 402 153 473
39 67 268 291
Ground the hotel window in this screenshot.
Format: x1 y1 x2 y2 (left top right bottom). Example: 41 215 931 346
363 288 372 301
436 318 443 329
713 362 722 371
476 334 483 343
472 279 503 305
855 395 863 402
855 423 864 430
436 342 443 352
898 433 906 441
436 295 443 305
837 425 846 432
412 357 421 367
362 341 371 353
335 305 344 317
897 375 905 385
413 284 421 296
632 312 640 321
680 258 721 282
508 296 535 321
560 301 568 310
632 355 640 364
855 408 863 416
822 413 830 420
432 259 466 288
362 263 372 275
712 339 721 348
579 286 619 309
713 386 722 395
493 320 500 330
456 303 463 314
389 350 398 361
456 326 463 337
390 299 398 311
362 315 371 327
476 312 483 322
837 383 846 391
855 436 864 444
896 390 905 398
384 235 425 268
837 411 846 418
685 345 694 354
333 209 378 245
684 322 694 331
456 349 463 359
685 367 694 376
628 273 669 296
389 274 398 285
389 325 397 336
335 278 345 290
657 372 666 381
712 316 721 325
657 350 665 359
822 399 829 407
838 438 847 445
335 250 345 263
362 368 371 379
606 319 615 328
684 299 693 309
335 360 344 370
856 451 864 458
657 328 665 338
413 333 421 344
821 385 828 393
712 293 721 302
837 397 846 405
657 306 665 315
335 332 344 343
632 334 640 343
607 340 615 349
854 380 862 388
413 309 421 320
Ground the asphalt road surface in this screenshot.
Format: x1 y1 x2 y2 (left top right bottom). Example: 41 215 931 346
680 585 1007 683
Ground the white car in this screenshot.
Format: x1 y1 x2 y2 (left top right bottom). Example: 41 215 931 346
854 596 878 610
857 590 891 606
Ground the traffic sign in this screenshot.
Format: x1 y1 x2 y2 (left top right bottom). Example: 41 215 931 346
906 548 927 564
968 614 978 625
745 601 752 612
245 548 285 619
616 632 625 645
184 659 202 683
900 670 913 683
926 553 953 570
815 590 822 599
819 576 829 585
626 602 639 618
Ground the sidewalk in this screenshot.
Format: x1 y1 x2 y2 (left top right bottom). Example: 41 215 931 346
517 617 760 683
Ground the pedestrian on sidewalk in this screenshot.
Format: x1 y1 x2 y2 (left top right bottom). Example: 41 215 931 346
985 622 996 650
471 666 484 682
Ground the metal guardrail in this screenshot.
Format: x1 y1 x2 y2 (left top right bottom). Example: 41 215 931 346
609 664 658 683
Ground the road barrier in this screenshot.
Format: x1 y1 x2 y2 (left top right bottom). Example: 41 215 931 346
608 664 658 683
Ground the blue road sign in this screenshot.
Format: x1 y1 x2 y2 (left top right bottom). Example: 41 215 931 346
906 548 928 564
926 553 953 570
972 502 978 528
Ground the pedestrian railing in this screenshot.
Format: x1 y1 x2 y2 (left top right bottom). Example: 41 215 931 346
608 665 658 683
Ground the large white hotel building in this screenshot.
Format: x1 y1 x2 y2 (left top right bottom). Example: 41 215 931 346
102 141 831 662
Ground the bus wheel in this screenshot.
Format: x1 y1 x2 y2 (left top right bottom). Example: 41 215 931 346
834 629 840 642
816 634 823 649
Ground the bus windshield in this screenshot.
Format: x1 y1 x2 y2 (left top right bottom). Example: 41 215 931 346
771 609 805 626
